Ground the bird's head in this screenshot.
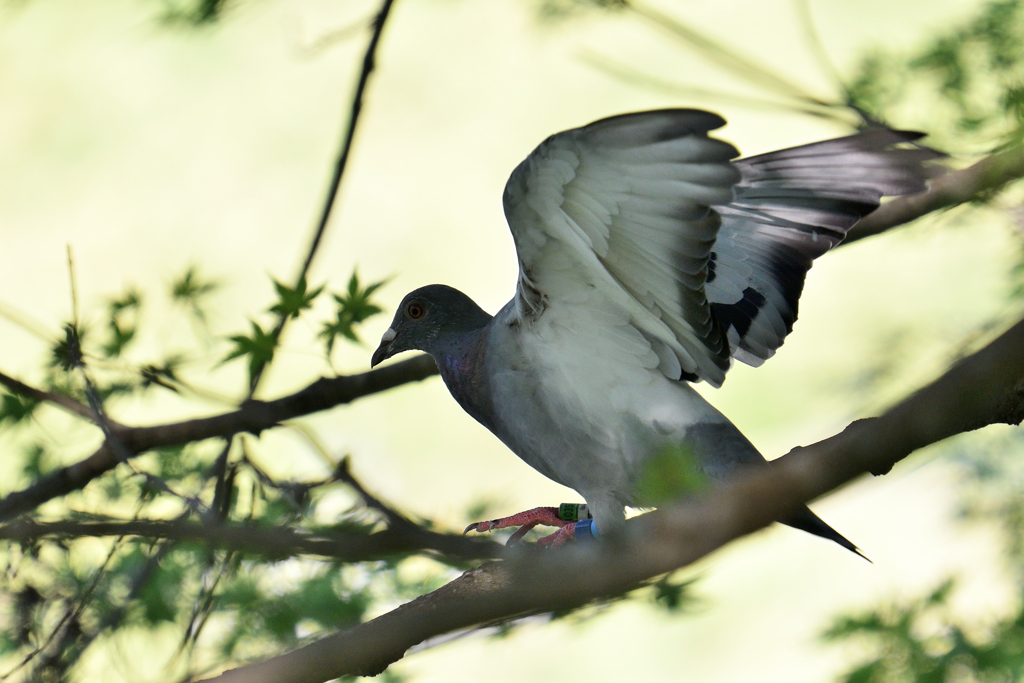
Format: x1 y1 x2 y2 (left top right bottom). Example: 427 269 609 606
370 284 492 367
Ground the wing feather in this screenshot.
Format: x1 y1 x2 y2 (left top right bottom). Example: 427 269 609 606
504 109 741 385
709 128 945 366
502 110 942 386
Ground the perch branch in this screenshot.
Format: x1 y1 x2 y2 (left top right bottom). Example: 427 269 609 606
201 316 1024 683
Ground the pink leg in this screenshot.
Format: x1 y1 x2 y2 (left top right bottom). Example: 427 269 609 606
465 506 569 546
464 506 566 534
536 523 578 548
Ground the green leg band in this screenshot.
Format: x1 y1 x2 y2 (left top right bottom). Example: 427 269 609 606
557 503 591 522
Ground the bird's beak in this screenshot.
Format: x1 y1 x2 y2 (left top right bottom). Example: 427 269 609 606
370 327 397 368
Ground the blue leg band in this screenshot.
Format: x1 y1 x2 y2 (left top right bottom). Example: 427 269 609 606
574 518 599 540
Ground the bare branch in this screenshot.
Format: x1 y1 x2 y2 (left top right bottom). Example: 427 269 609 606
845 144 1024 244
334 457 420 532
627 0 836 108
297 0 396 283
200 316 1024 683
0 517 499 563
0 354 438 522
0 370 102 424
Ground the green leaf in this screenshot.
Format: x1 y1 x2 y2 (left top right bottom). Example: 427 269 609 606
292 569 368 629
222 320 278 384
101 322 135 358
634 444 709 507
155 445 208 480
162 0 230 25
320 270 386 355
171 265 220 324
268 276 324 319
50 324 85 371
0 392 39 427
100 289 142 358
21 443 50 479
138 566 181 625
650 575 697 613
140 356 184 392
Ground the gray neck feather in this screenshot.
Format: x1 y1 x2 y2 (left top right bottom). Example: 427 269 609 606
430 323 494 430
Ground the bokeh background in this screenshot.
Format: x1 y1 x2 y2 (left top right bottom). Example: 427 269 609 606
2 0 1023 680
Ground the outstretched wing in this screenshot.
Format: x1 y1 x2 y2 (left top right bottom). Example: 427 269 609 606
502 109 741 386
502 109 940 387
708 129 943 367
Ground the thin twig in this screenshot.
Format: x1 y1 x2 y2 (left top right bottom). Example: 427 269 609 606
296 0 396 284
247 0 397 395
793 0 849 102
66 246 80 329
627 0 838 109
73 344 212 518
0 299 54 342
581 51 851 123
0 531 124 681
334 457 417 531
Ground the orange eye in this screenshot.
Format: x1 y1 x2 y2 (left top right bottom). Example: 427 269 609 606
406 302 425 319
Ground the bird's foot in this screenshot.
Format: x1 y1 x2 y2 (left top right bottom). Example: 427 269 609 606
465 504 595 546
536 518 599 547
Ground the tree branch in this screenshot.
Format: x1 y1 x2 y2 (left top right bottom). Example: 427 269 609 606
845 144 1024 244
0 354 438 522
200 316 1024 683
0 517 499 563
247 0 397 394
296 0 396 283
0 370 102 424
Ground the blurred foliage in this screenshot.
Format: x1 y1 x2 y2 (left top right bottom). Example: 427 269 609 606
533 0 627 20
824 432 1024 683
815 2 1024 680
171 265 221 328
823 578 1024 683
160 0 234 26
0 264 411 681
635 444 709 507
846 0 1024 152
650 574 700 613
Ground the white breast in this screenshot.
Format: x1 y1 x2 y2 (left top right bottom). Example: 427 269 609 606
485 287 730 525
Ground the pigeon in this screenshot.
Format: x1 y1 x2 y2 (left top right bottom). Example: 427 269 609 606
371 109 940 554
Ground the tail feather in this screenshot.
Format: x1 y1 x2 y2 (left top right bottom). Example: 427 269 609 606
783 505 871 562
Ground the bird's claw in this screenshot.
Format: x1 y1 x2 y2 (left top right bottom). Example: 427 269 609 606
463 519 500 534
464 506 585 546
